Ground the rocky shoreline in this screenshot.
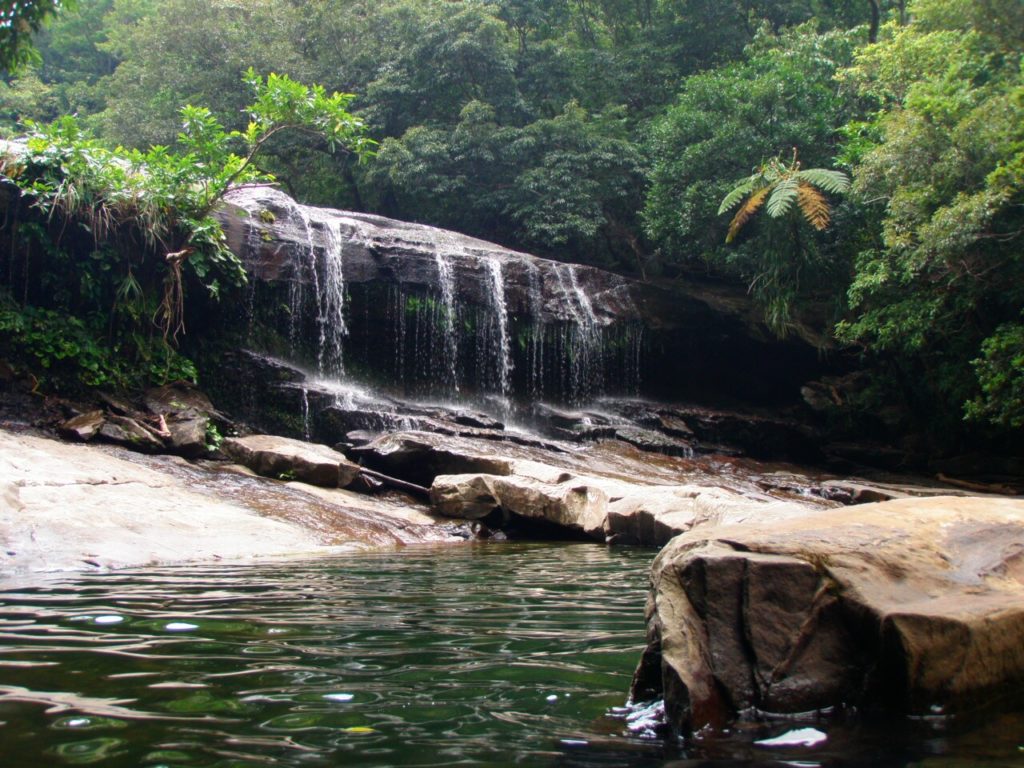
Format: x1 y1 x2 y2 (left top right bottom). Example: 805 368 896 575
2 387 1022 736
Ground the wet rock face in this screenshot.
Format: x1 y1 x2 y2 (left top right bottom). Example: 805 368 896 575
630 496 1024 733
215 187 832 408
219 187 639 327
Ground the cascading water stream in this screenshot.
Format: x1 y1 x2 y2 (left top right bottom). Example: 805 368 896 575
300 385 312 441
483 256 513 400
288 203 318 353
525 261 545 399
316 218 347 378
552 263 604 403
433 248 460 395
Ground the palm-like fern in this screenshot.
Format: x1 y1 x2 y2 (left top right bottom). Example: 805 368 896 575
718 151 850 243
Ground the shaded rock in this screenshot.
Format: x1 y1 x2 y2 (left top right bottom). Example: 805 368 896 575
609 426 694 457
97 391 136 416
823 441 913 472
490 474 609 538
223 435 361 487
532 403 607 431
143 383 219 458
630 496 1024 733
353 431 514 488
450 409 504 430
143 383 216 417
98 414 165 452
161 416 209 459
57 410 105 442
430 462 827 545
431 471 609 538
431 475 499 519
598 398 822 463
656 413 693 438
344 430 378 447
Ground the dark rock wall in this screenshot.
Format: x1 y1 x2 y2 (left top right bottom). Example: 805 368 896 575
216 187 833 408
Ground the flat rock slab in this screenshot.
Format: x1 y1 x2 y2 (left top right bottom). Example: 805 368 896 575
630 495 1024 732
223 434 361 487
0 430 326 580
0 429 459 583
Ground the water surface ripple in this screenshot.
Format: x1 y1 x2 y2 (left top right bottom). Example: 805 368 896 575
2 543 1022 767
0 543 657 767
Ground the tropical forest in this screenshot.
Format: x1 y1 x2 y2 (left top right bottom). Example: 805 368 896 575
0 0 1022 766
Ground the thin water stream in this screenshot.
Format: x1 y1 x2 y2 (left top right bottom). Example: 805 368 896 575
1 544 1021 767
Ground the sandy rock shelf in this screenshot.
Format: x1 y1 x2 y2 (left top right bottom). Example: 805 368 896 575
0 429 454 583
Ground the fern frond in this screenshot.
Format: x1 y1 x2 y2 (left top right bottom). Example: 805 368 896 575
766 176 799 218
797 182 831 230
717 178 756 215
796 168 850 194
726 187 769 243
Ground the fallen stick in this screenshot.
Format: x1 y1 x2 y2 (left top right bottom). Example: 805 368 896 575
358 467 431 498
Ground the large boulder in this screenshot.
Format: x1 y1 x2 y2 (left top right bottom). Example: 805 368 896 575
430 465 830 545
629 496 1024 733
222 434 361 487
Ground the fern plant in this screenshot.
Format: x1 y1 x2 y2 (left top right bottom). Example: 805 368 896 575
718 150 850 242
714 150 851 336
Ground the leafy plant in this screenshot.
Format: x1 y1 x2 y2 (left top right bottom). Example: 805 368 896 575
1 69 373 394
717 151 850 243
204 421 225 452
0 0 75 72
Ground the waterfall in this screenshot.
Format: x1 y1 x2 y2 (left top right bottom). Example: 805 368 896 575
300 385 312 441
483 257 512 399
552 263 604 403
316 219 347 378
288 203 318 353
525 261 545 399
433 249 460 396
235 188 644 410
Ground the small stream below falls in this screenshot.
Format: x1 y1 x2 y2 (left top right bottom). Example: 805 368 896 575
1 544 1023 767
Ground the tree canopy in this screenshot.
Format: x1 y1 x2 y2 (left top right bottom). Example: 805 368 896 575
1 0 1021 450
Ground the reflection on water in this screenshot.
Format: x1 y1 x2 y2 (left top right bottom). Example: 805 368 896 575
0 542 1021 768
0 543 658 767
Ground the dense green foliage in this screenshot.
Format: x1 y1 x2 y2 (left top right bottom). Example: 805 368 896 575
643 24 861 326
0 0 1021 450
0 0 73 71
0 68 372 392
836 0 1024 437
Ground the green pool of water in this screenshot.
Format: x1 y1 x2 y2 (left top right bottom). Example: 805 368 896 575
0 543 660 766
0 542 1021 767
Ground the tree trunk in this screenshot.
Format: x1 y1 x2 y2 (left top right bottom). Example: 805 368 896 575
868 0 880 43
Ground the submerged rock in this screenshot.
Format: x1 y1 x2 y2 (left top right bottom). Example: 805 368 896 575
629 496 1024 732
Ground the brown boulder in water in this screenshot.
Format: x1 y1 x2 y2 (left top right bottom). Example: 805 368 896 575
630 495 1024 732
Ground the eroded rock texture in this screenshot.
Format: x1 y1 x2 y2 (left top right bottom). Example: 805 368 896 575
629 496 1024 732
